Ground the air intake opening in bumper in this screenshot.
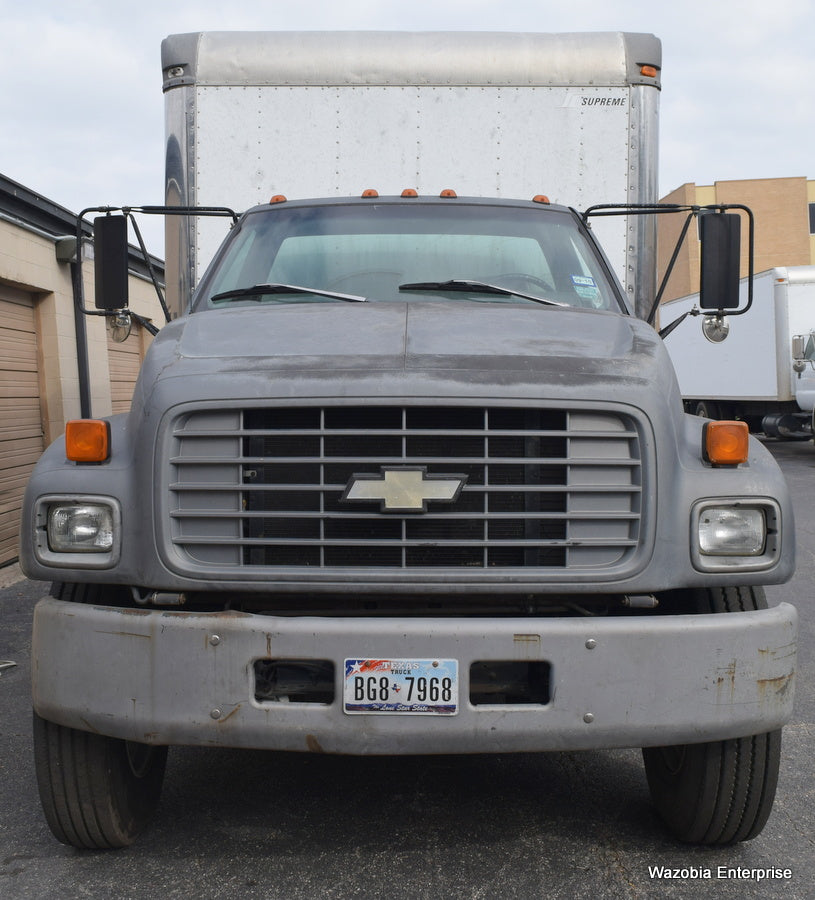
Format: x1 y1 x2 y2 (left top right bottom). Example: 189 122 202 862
254 659 335 704
469 660 551 705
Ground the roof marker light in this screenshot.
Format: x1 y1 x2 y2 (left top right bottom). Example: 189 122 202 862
362 189 379 198
440 189 457 198
401 189 419 197
532 195 551 204
269 195 287 204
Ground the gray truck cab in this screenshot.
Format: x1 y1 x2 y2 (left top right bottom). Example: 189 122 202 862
22 192 797 848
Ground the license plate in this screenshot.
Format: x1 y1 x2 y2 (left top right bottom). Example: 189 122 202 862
343 658 458 715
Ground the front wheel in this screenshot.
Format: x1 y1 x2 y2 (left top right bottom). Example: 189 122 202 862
33 712 168 849
643 731 780 844
642 585 781 844
693 399 720 419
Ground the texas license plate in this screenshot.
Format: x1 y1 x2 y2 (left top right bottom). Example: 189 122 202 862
343 658 459 715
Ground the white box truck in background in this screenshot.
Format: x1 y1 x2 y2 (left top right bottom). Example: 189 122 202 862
162 30 659 319
21 32 797 849
664 266 815 437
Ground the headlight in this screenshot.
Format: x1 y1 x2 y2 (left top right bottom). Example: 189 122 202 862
698 507 765 556
690 499 780 573
34 496 121 568
48 503 114 553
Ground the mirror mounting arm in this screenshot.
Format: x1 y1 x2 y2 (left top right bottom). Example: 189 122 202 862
73 204 239 325
582 202 755 326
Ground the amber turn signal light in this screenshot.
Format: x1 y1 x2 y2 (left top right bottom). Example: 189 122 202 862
65 420 110 463
704 421 749 466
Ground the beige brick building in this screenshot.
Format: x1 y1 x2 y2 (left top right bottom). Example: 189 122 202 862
657 176 815 303
0 175 165 566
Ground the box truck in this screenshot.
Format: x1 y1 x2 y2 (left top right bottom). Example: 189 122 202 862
21 32 797 848
664 266 815 438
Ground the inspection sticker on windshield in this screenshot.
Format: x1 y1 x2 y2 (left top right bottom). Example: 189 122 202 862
343 658 458 715
571 274 600 302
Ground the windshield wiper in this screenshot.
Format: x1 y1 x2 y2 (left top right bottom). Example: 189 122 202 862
210 283 367 303
398 280 566 307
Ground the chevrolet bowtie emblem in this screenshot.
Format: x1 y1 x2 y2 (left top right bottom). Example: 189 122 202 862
341 467 468 513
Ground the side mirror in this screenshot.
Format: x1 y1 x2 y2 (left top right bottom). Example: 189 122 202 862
792 333 815 370
93 215 129 311
792 335 805 360
699 212 741 310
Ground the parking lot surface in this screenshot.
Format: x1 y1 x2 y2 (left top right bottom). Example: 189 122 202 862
1 439 812 899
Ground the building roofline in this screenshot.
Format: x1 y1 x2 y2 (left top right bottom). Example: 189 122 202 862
0 172 164 282
0 172 91 237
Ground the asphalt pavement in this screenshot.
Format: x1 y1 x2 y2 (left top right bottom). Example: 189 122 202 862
1 439 813 900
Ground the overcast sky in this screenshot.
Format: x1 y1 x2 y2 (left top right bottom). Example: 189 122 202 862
2 0 813 254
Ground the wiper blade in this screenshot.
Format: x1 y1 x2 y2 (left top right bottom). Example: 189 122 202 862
398 280 565 307
210 283 367 303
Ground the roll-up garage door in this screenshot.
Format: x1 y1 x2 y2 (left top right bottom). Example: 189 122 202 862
107 321 145 414
0 284 45 565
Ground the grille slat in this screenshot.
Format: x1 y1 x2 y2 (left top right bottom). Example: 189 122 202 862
175 538 639 548
169 483 640 495
171 456 640 466
170 510 641 520
173 428 639 439
166 405 644 572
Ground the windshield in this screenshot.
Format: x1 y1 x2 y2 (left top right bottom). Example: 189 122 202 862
196 202 623 312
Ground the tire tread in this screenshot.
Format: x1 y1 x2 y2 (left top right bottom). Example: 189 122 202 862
643 584 780 845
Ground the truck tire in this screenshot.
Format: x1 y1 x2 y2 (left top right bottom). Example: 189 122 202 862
642 586 781 844
693 400 720 419
33 712 167 849
34 581 167 848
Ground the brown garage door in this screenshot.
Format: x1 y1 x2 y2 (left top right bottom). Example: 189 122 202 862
0 284 45 565
107 321 145 414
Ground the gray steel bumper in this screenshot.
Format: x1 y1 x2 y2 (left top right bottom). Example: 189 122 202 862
31 598 797 754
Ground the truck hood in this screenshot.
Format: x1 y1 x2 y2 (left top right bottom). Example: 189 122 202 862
132 300 683 414
172 302 655 376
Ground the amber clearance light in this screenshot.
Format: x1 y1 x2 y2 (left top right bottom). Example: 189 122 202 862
704 421 749 466
65 420 110 462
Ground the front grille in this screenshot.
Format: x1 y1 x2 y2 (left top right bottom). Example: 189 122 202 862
165 405 644 572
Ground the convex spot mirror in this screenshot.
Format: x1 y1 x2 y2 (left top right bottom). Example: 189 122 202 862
93 214 129 311
702 314 730 344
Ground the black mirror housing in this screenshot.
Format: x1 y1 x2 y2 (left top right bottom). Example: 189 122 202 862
699 212 740 310
93 215 129 311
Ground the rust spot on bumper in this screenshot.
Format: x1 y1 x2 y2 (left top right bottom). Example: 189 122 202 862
757 673 794 702
513 634 540 645
216 705 241 725
306 734 325 753
513 633 541 659
715 659 738 701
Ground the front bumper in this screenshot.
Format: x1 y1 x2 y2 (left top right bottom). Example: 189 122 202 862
31 597 797 754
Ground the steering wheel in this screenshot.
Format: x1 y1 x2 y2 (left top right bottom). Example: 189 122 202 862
326 270 402 290
489 273 556 292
